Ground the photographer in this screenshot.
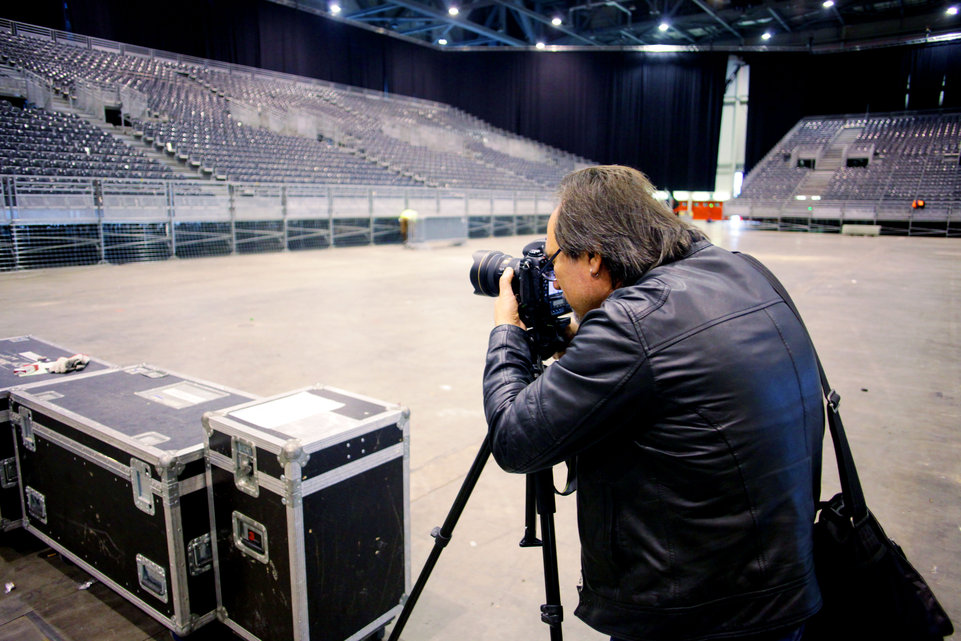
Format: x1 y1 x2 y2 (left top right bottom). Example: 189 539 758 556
483 165 823 641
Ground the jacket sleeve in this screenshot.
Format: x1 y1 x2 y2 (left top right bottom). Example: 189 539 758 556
483 299 655 474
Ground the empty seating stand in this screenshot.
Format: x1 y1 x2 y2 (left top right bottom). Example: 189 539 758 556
0 27 587 191
0 99 171 179
730 111 961 236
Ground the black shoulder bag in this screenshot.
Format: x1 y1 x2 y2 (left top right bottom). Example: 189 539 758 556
736 252 954 641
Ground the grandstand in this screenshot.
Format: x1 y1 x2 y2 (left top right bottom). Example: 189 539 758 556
0 20 590 270
0 24 584 190
728 110 961 236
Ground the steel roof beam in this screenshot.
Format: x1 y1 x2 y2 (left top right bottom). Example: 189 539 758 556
666 23 698 42
388 0 528 45
503 0 598 45
345 3 401 19
768 6 792 31
619 28 648 44
514 7 538 42
399 22 449 35
830 4 846 26
688 0 743 41
573 13 707 42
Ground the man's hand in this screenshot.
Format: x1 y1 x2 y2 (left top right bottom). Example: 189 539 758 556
552 317 579 360
495 268 526 329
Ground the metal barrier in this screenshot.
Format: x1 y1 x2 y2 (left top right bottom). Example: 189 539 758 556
0 176 555 270
725 198 961 237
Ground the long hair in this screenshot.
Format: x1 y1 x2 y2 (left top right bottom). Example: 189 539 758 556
554 165 706 287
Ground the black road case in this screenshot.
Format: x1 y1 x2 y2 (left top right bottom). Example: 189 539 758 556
203 386 411 641
8 364 256 636
0 335 112 531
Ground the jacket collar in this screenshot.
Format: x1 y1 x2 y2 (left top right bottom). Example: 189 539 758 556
625 238 713 288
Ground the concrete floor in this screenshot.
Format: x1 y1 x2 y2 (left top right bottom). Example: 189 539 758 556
0 221 958 640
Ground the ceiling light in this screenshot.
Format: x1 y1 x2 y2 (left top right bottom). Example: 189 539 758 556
329 2 341 13
645 44 679 52
947 5 959 15
551 16 563 26
438 38 448 45
822 0 834 7
658 22 670 31
762 31 772 40
448 6 459 16
535 41 546 49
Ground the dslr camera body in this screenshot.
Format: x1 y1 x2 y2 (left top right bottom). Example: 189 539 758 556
470 239 572 359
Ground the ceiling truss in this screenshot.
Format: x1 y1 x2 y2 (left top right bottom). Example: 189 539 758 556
278 0 961 50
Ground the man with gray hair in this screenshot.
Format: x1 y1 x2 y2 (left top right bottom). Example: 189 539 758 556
483 165 823 640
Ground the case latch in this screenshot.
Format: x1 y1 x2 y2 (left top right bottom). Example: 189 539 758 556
130 458 156 515
231 437 259 497
0 458 17 489
25 486 47 524
136 553 168 603
187 533 213 576
17 408 35 452
232 511 269 564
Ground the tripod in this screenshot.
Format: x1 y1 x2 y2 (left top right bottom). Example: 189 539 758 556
387 363 566 641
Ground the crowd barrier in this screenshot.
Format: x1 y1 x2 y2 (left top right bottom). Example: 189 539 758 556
0 176 555 270
724 198 961 237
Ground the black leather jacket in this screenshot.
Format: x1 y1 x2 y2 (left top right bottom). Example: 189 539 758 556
483 241 823 640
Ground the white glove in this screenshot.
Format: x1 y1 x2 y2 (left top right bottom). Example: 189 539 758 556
14 354 90 376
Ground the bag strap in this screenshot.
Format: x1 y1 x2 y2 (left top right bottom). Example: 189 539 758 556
734 251 869 524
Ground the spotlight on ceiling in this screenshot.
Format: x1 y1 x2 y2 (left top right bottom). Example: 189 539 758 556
822 0 835 7
448 6 460 16
329 2 341 13
551 16 563 26
947 5 959 15
762 31 772 40
535 41 546 49
658 22 670 31
438 38 448 45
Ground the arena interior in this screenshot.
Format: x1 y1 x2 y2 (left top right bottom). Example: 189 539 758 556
0 1 959 640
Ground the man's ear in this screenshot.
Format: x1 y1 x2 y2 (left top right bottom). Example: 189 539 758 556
587 251 604 275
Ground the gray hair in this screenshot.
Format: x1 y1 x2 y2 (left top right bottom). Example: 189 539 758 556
555 165 707 287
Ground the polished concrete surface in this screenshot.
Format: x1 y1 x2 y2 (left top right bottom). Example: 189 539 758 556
0 221 958 640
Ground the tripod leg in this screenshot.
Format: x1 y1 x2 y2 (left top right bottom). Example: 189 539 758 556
386 438 492 641
519 474 542 547
534 469 564 641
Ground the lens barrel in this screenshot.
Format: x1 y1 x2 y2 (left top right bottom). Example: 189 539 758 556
470 250 513 297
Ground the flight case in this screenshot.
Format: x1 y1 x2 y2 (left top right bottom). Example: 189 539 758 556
203 386 410 641
0 335 112 531
8 364 256 636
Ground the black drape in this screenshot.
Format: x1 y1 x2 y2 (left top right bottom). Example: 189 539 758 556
404 50 727 189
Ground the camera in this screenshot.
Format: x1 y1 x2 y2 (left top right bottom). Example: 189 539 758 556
470 239 572 359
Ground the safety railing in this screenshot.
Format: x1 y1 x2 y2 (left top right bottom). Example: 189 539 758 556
724 197 961 236
0 175 555 270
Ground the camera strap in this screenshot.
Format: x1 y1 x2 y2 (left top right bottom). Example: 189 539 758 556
534 355 578 496
557 457 578 495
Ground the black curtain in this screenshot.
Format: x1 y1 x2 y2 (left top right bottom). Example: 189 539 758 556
412 50 727 189
743 42 961 172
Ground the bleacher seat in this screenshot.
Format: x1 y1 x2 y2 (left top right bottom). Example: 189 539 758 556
0 29 591 189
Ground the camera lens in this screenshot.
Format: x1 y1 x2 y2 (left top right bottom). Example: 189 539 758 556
470 250 512 297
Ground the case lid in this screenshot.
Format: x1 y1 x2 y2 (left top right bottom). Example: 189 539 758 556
0 335 112 391
11 364 256 454
214 387 402 450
